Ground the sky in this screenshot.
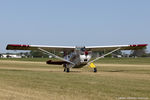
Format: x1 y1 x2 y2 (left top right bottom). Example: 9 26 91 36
0 0 150 53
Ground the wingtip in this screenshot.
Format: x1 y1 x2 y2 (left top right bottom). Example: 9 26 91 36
6 44 30 50
130 44 148 47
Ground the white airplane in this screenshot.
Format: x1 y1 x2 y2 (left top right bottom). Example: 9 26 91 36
6 44 147 72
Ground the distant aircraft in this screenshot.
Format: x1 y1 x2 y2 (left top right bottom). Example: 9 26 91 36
6 44 148 72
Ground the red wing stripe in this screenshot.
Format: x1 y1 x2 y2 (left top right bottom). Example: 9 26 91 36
130 44 148 47
8 44 30 47
137 44 148 47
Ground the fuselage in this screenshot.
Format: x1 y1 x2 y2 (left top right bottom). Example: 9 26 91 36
64 47 92 68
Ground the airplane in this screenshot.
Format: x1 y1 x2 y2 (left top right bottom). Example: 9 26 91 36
6 44 148 72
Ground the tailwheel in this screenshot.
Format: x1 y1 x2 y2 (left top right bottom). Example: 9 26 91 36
94 68 97 73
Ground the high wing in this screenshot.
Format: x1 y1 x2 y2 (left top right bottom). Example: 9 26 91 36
85 44 148 51
6 44 76 65
86 44 148 65
6 44 148 51
6 44 75 52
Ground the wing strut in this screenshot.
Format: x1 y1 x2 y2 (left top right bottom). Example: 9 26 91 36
88 48 121 64
38 48 75 65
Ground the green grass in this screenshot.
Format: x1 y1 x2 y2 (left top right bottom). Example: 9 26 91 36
0 58 150 100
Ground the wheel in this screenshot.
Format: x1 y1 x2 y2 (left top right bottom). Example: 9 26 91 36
64 68 66 72
63 64 67 72
94 68 97 73
66 68 70 73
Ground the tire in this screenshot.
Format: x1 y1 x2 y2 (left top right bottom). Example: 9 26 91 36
64 68 66 72
66 68 70 73
94 68 97 73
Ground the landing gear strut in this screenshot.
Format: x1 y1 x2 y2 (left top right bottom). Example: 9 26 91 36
89 63 97 73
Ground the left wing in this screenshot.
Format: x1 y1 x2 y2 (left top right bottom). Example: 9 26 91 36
85 44 148 51
6 44 76 65
6 44 75 52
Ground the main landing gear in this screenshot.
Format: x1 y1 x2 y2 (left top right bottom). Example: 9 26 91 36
63 64 70 73
63 63 97 73
89 63 97 73
64 67 70 72
94 68 97 73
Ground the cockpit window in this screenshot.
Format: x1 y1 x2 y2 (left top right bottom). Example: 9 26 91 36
81 47 85 51
76 47 85 51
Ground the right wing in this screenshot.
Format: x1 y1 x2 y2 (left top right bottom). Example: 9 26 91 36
6 44 75 52
85 44 148 51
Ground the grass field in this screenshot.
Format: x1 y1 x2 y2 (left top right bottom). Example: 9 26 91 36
0 58 150 100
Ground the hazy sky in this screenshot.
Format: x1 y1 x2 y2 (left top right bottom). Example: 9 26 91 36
0 0 150 53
